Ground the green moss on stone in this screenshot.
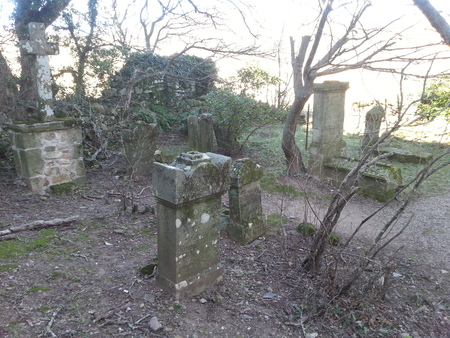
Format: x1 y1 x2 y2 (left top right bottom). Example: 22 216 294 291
297 222 317 236
328 233 341 246
50 182 77 194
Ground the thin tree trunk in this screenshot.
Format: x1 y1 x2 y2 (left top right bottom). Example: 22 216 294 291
282 97 308 175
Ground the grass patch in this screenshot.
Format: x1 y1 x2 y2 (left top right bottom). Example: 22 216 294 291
0 234 58 259
39 230 56 237
0 241 27 259
37 307 53 313
31 237 52 249
28 285 51 293
266 214 289 227
0 264 19 271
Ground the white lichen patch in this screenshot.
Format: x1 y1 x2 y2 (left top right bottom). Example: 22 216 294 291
248 223 253 228
176 219 182 228
201 213 210 224
212 240 218 245
175 280 188 290
196 250 200 255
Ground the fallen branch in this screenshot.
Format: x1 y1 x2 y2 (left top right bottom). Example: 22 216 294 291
39 306 63 337
0 216 80 237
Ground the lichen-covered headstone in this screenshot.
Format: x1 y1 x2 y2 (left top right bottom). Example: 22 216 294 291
19 22 59 121
188 114 213 152
153 151 231 298
228 158 266 244
362 105 385 154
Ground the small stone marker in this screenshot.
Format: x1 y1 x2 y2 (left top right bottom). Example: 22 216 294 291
153 151 231 298
19 22 59 121
188 114 214 152
228 158 266 244
362 105 385 154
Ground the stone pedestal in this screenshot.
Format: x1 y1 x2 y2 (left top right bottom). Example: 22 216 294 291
8 119 86 193
309 81 349 178
153 151 231 299
188 114 213 152
228 158 266 244
123 122 158 178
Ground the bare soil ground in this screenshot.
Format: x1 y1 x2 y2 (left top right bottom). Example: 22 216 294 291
1 139 449 337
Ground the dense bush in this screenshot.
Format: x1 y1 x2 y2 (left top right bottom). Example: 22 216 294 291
105 52 217 130
417 77 450 120
200 89 284 155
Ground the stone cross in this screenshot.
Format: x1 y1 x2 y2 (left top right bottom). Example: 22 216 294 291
20 22 59 121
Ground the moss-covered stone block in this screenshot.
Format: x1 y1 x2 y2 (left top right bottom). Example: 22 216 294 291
377 147 432 164
297 222 317 237
50 182 77 194
323 157 402 202
328 232 341 246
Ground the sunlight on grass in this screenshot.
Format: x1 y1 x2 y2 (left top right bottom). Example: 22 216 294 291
242 123 449 197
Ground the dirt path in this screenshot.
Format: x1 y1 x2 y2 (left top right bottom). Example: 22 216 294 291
0 166 449 337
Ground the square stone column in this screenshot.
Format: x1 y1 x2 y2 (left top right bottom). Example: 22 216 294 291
153 151 231 298
309 81 349 178
7 119 86 193
228 158 266 244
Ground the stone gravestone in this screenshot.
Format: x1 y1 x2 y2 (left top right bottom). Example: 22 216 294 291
123 122 158 179
153 151 231 298
309 81 349 178
188 114 214 152
19 22 59 121
361 105 385 154
8 22 86 193
228 158 266 244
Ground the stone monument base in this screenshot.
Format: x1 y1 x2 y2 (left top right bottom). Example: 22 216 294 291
8 118 86 193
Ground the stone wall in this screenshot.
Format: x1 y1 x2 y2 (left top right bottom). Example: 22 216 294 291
8 119 86 193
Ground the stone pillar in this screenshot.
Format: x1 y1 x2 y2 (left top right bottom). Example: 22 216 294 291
7 119 86 193
228 159 266 244
361 105 385 154
309 81 349 178
188 114 213 152
123 122 158 178
153 151 231 298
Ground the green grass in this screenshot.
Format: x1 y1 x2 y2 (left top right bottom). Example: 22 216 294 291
28 285 51 293
0 264 19 271
240 124 450 197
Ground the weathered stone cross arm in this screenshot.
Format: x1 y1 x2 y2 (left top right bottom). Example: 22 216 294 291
19 22 59 56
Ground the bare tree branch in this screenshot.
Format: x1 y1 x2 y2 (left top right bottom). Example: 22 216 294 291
413 0 450 45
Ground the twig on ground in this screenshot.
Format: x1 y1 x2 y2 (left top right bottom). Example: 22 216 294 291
94 302 131 323
70 253 89 261
39 306 63 337
0 216 80 238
